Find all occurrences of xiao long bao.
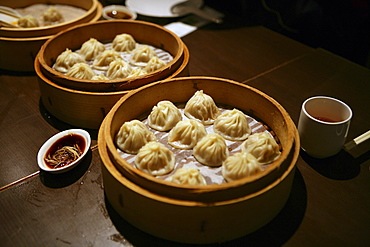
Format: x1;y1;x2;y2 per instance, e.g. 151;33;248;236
148;100;182;132
53;49;85;73
184;90;221;125
52;32;172;81
80;38;106;61
135;142;175;176
116;120;156;154
169;168;207;186
114;90;282;185
168;120;207;149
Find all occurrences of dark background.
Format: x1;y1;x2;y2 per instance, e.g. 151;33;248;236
205;0;370;68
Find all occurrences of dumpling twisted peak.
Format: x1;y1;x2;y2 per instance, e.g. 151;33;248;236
168;119;207;149
53;49;85;73
241;132;281;164
112;33;136;52
222;152;262;182
116;120;156;154
148;101;182;131
193;133;229;167
184;90;220;125
170;168;206;185
80;38;105;61
135;141;175;176
214;108;251;141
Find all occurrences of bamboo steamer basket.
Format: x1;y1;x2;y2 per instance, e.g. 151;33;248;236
0;0;101;71
0;0;100;38
98;79;300;243
37;20;185;92
34;45;189;129
102;77;298;202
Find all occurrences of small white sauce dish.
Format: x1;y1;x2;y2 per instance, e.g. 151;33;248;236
37;129;91;174
102;5;137;20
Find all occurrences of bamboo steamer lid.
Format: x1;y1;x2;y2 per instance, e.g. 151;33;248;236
101;77;298;202
37;20;186;92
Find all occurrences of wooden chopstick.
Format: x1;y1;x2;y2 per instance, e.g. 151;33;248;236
344;130;370;157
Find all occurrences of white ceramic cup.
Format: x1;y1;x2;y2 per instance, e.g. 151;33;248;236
298;96;352;158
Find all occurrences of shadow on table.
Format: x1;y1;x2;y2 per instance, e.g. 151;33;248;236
300;149;367;180
38;99;99;140
39;150;93;188
105;168;307;247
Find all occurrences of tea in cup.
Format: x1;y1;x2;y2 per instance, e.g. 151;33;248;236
298;96;352;158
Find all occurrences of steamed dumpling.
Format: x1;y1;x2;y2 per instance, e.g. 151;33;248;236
116;120;157;154
130;45;156;67
127;68;147;78
91;73;109;80
241;132;281;164
112;33;136;52
106;59;133;79
144;56;167;73
193;133;229;167
168;120;207;149
148;101;182;131
222;152;262;182
170;168;206;186
18;15;39;28
135;141;175;176
213;109;251;141
42;7;64;25
93;50;121;71
184;90;221;125
80;38;106;61
66;63;95;79
53;48;85;73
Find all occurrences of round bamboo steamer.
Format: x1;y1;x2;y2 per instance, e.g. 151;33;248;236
98;117;300;244
34;45;189;129
0;0;101;72
37;20;186;92
102;77;298;202
0;0;100;38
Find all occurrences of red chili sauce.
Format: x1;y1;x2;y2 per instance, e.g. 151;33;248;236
44;134;86;169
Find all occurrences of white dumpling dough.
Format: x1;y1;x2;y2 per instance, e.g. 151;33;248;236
127;68;147;78
130;45;156;67
42;7;63;25
116;120;157;154
184;90;221;125
18;15;39;28
168;119;207;149
193;133;229;167
53;48;85;73
222;152;262;182
241;132;281;164
80;38;106;61
91;73;109;80
170;168;206;186
66;63;95;79
144;56;167;73
112;33;136;52
213;108;251;141
148;101;182;131
106;59;133;79
93;50;121;71
135;141;175;176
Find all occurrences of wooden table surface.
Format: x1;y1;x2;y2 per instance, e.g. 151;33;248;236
1;18;369;247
